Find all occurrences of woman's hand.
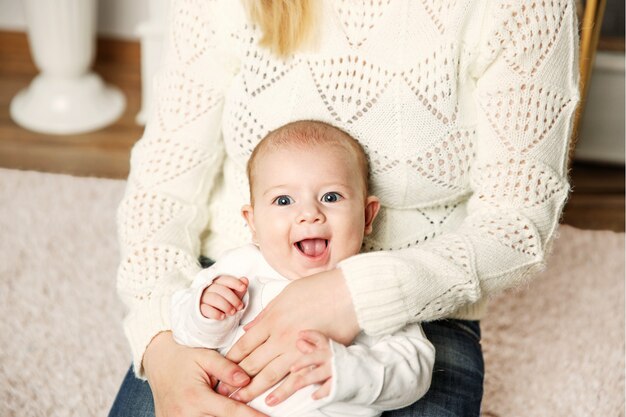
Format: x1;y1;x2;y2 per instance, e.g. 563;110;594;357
143;331;267;417
265;330;334;406
221;269;359;403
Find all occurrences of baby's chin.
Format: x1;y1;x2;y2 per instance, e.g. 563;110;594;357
278;264;336;281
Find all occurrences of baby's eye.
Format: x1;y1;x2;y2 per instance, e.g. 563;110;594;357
321;192;343;203
273;195;294;206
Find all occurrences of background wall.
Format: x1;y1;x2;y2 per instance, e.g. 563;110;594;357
0;0;149;39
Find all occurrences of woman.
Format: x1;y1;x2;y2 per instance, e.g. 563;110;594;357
110;0;579;416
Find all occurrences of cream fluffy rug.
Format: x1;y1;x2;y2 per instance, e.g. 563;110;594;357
0;168;624;417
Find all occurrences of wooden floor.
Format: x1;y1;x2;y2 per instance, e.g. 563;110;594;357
0;31;624;232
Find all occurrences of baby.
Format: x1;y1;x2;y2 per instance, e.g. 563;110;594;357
171;120;435;417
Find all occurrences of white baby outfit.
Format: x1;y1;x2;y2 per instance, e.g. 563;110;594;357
171;244;435;417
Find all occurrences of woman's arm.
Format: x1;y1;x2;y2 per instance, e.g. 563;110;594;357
115;0;259;416
337;0;580;333
116;0;241;377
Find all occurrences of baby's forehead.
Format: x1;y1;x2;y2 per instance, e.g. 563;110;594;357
247;124;371;199
270;140;344;153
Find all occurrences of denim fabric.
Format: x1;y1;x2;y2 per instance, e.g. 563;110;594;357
108;368;155;417
108;319;483;417
382;320;484;417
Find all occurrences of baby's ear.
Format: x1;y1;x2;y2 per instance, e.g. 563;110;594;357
363;196;380;235
241;205;257;242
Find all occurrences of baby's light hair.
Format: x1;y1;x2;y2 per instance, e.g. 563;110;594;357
247;120;371;204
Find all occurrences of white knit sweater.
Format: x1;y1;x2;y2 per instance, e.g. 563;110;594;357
117;0;580;375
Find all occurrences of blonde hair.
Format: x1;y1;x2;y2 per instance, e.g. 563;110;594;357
246;0;317;57
247;121;371;203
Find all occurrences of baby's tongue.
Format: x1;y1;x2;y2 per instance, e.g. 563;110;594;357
299;239;326;257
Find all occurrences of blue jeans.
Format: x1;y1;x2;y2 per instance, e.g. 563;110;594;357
108;319;483;417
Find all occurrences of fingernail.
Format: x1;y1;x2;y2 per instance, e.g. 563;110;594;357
232;393;242;401
233;371;249;384
266;395;277;406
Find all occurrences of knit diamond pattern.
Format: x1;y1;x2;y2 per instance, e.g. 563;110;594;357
334;0;393;48
130;137;212;188
308;55;394;124
155;70;221;132
117;190;185;246
171;0;216;65
117;0;579;373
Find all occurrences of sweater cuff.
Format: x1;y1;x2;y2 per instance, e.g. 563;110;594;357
338;253;420;336
123;294;173;379
338;250;481;335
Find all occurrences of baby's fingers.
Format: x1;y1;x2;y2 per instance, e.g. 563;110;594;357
203;285;245;314
201;292;239;319
200;303;228;320
297;330;330;349
213;276;249;296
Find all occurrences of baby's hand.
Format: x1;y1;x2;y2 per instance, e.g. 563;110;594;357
264;330;333;406
200;276;249;320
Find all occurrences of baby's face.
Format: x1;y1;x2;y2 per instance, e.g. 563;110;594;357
242;143;379;280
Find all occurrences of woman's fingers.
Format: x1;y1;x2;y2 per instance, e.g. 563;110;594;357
198;349;251;388
298;329;328;347
236;337;283;376
220;336;280;397
216;380;237;397
296;330;329;354
199;389;268;417
226;323;271;363
267;366;332;405
230;351;296;403
312;379;332;400
242;296;273;331
289;349;328;373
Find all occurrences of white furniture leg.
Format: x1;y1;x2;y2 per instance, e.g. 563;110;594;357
10;0;125;135
136;0;169;125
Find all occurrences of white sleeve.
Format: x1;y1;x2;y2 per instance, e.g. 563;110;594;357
325;323;435;410
170;266;248;349
338;0;579;335
115;0;243;377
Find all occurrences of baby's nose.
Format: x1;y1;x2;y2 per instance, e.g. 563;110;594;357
297;205;325;223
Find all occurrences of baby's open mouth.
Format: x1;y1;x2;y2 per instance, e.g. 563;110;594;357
295;238;328;257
